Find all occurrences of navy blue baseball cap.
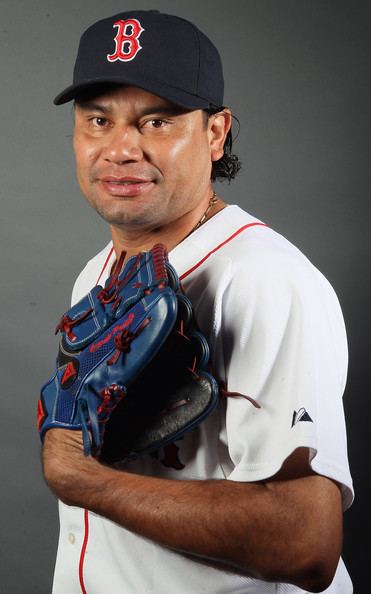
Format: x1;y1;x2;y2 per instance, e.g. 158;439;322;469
54;10;224;109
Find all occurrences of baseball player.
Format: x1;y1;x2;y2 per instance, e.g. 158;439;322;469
41;10;353;593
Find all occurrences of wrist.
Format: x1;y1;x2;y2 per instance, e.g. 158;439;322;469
42;429;110;507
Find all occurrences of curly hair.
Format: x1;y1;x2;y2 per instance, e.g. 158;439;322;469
204;107;242;182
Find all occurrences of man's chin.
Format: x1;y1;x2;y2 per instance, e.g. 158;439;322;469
95;206;160;229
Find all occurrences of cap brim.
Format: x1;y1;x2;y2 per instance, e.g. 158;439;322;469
54;76;213;109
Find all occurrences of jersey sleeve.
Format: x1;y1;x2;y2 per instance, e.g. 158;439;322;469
218;237;353;509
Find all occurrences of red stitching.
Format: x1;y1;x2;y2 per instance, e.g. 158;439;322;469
79;509;89;594
95;246;115;287
152;243;168;282
180;222;267;280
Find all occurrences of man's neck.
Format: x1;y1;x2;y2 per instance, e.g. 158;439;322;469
110;196;227;262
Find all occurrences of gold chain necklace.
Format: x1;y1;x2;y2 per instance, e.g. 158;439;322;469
190;191;218;234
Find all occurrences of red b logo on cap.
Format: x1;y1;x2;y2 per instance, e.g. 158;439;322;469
107;19;144;62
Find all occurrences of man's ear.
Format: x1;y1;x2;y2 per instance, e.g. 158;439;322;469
208;109;232;162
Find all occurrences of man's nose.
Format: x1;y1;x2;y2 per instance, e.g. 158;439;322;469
103;126;143;164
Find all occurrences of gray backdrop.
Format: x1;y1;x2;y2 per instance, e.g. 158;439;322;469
1;1;369;592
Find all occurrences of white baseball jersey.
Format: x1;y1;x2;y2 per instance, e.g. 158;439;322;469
53;205;353;593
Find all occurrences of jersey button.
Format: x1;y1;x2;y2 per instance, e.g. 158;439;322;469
68;532;76;544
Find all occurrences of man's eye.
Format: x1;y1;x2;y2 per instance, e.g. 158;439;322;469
92;117;108;127
151;119;165;128
142;118;170;130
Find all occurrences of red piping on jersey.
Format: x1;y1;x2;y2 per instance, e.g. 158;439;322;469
179;222;268;280
76;221;267;589
77;246;113;593
95;223;267;286
96;246;115;286
79;509;89;594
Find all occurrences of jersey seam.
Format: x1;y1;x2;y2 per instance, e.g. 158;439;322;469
179;222;268;280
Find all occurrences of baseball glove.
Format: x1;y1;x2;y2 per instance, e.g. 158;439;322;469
38;243;219;463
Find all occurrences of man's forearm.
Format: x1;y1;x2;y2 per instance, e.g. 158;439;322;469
43;430;342;592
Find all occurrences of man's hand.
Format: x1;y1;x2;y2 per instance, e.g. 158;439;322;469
42;432;343;592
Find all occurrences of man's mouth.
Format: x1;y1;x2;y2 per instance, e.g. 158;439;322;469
112;181;136;185
99;177;154;197
106;179;145;184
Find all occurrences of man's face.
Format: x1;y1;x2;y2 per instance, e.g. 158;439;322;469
73;86;219;235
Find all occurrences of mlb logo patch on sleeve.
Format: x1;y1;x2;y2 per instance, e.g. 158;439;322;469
291;407;313;427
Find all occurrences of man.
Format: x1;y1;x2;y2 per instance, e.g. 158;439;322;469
42;10;353;593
